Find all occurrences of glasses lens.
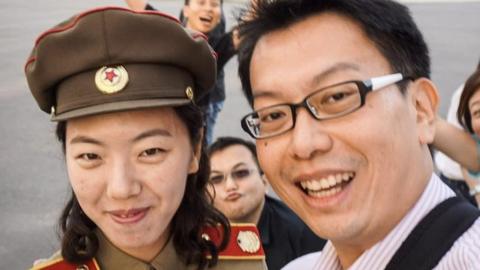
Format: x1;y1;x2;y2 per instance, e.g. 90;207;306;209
231;169;251;180
307;82;361;118
209;174;224;184
244;105;293;138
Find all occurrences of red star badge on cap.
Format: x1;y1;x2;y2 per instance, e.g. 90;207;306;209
104;70;118;82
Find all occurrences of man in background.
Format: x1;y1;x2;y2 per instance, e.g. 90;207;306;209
207;137;326;270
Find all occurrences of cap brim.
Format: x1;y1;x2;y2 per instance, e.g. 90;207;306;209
51;98;191;121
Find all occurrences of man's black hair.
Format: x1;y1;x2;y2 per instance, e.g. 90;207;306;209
207;136;261;172
237;0;430;107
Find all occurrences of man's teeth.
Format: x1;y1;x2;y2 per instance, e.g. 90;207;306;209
300;172;354;195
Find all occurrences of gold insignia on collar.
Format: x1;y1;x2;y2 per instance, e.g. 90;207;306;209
236;230;260;253
185;86;194;100
201;233;211;241
76;264;90;270
95;66;129;94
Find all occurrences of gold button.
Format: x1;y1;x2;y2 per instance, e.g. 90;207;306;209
185;87;194;100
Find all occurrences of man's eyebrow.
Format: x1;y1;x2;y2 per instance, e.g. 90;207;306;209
252;62;361;100
232;162;248;170
211;162;248;174
132;129;172;143
310;62;361;88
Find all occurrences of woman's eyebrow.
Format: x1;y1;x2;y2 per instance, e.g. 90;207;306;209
69;136;104;146
132;128;172;143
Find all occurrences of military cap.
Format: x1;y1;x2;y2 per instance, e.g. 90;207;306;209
25;7;216;121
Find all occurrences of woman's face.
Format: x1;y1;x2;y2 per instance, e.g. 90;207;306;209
469;88;480;136
65;107;199;261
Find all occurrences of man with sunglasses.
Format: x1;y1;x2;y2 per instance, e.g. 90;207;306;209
236;0;480;269
207;137;326;270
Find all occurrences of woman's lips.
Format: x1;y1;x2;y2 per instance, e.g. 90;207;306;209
108;207;149;225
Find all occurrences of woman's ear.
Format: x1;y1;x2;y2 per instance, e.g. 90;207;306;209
410;78;439;144
182;6;189;21
188;128;204;174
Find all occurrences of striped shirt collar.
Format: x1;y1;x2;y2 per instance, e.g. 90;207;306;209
313;174;455;270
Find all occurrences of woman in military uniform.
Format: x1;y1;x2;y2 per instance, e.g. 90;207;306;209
25;7;266;270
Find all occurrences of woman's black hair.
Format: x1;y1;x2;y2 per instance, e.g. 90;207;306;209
56;104;230;269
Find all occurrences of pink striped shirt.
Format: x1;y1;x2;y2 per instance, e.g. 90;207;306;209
283;174;480;270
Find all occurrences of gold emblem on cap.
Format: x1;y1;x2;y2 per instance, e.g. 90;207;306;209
236;231;260;253
185;86;194;100
95;65;129;94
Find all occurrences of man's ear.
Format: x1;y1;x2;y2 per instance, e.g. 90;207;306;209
188;128;204;174
410;78;439;144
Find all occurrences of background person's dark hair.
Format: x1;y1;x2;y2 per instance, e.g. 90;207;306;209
457;65;480;134
207;136;261;173
237;0;430;107
55;104;230;270
184;0;223;5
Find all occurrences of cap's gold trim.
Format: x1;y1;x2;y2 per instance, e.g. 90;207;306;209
237;230;261;254
186;86;194;100
95;65;129;94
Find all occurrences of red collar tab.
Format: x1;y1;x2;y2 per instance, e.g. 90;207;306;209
31;257;100;270
202;223;265;259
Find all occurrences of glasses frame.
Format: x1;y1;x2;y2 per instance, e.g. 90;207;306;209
241;73;411;139
209;168;257;185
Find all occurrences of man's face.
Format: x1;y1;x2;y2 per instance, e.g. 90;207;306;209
249;13;432;249
208;144;267;223
183;0;221;34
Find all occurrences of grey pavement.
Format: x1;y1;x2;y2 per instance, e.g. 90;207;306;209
0;1;479;269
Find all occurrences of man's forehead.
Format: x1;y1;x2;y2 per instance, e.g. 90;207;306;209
212;145;256;164
249;13;389;102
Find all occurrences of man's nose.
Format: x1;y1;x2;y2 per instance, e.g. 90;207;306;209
224;174;238;191
288;108;333;160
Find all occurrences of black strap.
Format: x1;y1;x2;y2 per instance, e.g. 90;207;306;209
386;196;479;270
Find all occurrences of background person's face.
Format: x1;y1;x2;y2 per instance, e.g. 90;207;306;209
469;89;480;136
208;144;267;223
65;107;198;261
249;13;432;251
183;0;221;34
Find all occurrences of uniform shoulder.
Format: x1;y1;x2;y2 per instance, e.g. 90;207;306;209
30;253;100;270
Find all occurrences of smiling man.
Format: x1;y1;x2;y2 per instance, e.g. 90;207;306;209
236;0;480;269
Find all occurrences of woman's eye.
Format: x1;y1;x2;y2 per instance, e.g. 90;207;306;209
77;153;100;161
140;148;164;157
